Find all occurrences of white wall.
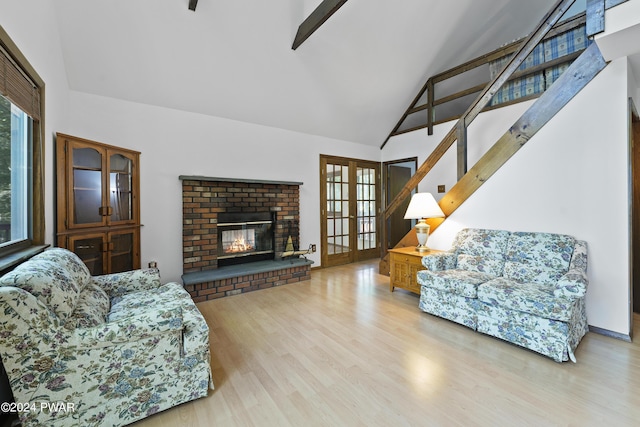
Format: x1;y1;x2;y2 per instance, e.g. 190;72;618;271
383;59;632;335
63;91;380;282
0;0;71;250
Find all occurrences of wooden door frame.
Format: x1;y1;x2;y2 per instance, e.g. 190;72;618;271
320;155;381;267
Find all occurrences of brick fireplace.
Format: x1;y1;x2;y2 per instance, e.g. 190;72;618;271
180;176;312;302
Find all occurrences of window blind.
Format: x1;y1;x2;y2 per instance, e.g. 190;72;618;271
0;43;40;121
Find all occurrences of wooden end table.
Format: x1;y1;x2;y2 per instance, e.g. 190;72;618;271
388;246;441;294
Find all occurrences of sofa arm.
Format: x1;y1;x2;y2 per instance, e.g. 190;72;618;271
92;268;161;298
554;270;588;299
72;305;183;348
554;240;588;299
421;251;457;271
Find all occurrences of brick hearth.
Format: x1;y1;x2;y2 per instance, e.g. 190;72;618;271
180;176;311;301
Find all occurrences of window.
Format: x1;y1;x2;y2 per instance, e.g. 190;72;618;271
0;97;32;245
0;28;45;270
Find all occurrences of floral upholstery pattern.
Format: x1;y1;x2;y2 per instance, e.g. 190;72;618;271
418;270;496;298
417;228;509;310
451;228;511;276
0;248;213;426
503;232;575;285
419;287;479;330
66;283;110;329
418;228;589;362
421;252;457;271
477;278;574;322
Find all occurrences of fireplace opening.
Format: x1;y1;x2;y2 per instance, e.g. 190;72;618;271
217;212;275;267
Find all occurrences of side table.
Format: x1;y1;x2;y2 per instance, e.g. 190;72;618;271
388;246;441;294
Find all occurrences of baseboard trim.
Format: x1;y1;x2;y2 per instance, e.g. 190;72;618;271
589;325;632;342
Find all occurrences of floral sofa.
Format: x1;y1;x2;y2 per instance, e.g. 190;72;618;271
417;228;589;362
0;248;213;427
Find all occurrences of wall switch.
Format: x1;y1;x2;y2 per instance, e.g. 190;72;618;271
311;244;316;253
438;185;446;193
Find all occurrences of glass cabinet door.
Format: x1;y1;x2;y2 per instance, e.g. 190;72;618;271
70;145;105;227
109;153;134;224
108;229;139;273
68;233;106;275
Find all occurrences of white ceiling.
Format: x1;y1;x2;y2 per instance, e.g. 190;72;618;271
53;0;562;147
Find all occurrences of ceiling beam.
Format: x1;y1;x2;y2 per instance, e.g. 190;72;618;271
292;0;348;50
188;0;198;11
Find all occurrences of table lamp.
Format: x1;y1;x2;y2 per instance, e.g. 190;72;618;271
403;192;445;252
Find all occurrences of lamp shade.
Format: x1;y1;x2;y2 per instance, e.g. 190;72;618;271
404;193;445;219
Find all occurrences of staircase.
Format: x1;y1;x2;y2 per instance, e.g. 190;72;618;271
380;0;610;275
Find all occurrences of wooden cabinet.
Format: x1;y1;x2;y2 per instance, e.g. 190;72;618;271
56;133;141;275
389;247;440;294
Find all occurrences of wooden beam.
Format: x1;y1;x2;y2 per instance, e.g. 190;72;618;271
586;0;605;36
292;0;348;50
188;0;198;11
439;43;607;216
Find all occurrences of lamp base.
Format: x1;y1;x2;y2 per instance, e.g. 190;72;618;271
414;219;431;253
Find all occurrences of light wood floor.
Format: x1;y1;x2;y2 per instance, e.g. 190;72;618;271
135;260;640;426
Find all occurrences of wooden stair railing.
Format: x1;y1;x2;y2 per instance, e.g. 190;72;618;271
379;0;609;275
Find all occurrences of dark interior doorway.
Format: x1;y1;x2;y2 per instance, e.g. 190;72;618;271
384;158;417;249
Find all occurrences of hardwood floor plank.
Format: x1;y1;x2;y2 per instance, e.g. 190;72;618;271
133;260;640;426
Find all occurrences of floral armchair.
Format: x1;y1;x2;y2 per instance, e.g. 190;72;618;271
0;248;212;426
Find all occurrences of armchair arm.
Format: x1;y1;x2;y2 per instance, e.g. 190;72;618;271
71;305;183;348
92;268;161;298
421;251;457;271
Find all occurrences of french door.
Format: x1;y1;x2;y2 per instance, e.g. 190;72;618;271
320;155;381;267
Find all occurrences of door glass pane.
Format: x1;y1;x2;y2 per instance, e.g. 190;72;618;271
110;154;133;222
326;162;349;256
73;147;102;224
356;167;376;252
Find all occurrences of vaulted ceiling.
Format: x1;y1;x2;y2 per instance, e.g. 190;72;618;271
53;0;569;147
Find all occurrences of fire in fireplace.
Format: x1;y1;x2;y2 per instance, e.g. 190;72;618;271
217;212;275;266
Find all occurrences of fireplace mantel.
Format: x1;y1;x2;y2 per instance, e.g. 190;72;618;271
179;175;303;186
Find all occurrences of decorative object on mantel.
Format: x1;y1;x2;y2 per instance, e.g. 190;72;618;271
403;192;445;252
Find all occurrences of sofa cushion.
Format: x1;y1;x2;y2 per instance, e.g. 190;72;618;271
503;232;575;285
477;278;575;322
453;228;510;276
66;283;110;329
0;259;80;322
33;248;92;290
418;269;496;298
